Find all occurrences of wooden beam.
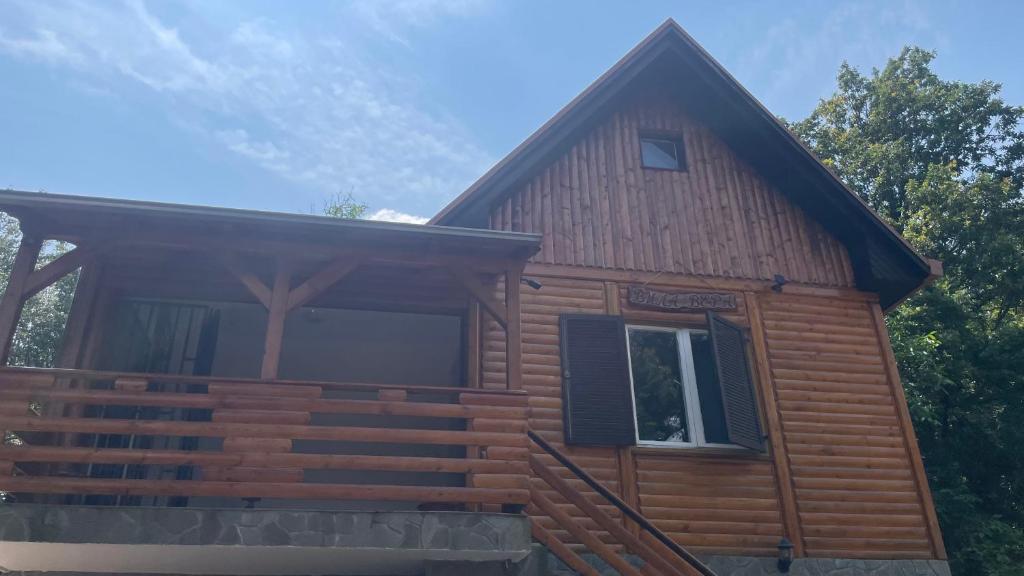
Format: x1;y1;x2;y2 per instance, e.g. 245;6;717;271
221;252;272;309
505;264;522;391
446;265;508;328
21;245;99;301
531;454;687;576
287;256;361;311
530;487;645;576
531;522;601;576
870;302;947;559
0;476;528;505
745;292;804;556
55;261;104;369
0;235;41;364
260;260;291;379
466;301;481;388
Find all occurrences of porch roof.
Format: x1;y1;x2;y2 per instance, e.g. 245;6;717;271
0;189;542;262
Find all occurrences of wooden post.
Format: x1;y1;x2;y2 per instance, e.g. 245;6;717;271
504;264;522;391
466;301;481;389
0;234;42;365
260;259;291;380
745;292;804;556
56;261;104;369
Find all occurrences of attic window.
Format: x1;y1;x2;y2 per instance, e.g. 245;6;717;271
640;133;687;171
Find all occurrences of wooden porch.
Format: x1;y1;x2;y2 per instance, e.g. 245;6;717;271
0;191;716;576
0;190;539;511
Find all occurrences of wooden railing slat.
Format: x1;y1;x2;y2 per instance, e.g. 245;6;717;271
0;446;529;474
531;521;601;576
530;454;685;576
528;430;717;576
0;476;529;505
0;366;531;515
530;487;646;576
0;366;526;396
0;416;529;448
0;388;527;420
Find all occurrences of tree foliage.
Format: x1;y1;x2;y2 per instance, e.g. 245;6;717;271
792;47;1024;575
0;213;78;368
320;191;368;219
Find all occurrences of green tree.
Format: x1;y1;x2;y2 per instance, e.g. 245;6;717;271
791;48;1024;575
320;191;368;219
0;212;78;368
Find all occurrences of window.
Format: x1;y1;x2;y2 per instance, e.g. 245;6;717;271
626;326;733;447
640;134;686;171
558;312;764;451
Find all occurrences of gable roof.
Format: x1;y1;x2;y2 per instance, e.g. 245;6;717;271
430;19;938;309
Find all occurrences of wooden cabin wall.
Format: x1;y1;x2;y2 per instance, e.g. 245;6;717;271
481;276;626;548
756;292;937;559
481;87;943;560
489;89;855;287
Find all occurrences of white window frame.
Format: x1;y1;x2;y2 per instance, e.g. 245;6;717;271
625;324;740;449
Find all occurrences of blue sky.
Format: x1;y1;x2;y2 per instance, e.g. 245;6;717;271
1;0;1021;223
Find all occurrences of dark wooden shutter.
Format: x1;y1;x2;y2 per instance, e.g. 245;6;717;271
707;312;765;451
560;314;636;446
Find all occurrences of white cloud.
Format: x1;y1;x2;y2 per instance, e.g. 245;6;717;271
734;0;944;118
0;0;492;215
352;0;490;46
366;208;429;225
0;28;83;64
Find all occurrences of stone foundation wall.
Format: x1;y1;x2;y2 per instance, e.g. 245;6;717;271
526;546;952;576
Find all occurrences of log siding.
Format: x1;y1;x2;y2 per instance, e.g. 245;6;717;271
490;91;856;287
481;88;943;560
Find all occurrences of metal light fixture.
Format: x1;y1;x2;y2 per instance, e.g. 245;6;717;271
771;274;788;293
777;537;794;573
521;277;543;290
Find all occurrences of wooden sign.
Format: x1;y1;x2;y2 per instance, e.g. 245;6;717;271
626;285;737;312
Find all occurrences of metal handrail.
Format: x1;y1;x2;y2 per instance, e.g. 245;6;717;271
528;429;716;576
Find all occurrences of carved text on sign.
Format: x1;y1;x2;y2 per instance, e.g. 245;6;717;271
626;285;737;312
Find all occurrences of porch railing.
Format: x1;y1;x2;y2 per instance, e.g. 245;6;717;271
0;367;529;509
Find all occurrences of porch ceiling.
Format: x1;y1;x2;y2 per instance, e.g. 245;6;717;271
0;189;541;265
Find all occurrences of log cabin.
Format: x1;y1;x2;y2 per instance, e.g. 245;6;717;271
0;19;950;576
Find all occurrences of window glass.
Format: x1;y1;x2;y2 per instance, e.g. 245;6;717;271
690;332;730;444
640;137;684;170
628;328;688;442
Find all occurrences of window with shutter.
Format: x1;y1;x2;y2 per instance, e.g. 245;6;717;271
623;316;764;451
560;314;636;446
707;312;765;451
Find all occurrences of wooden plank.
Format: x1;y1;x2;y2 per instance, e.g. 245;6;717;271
506;265;522;391
532;521;601;576
0;366;525;397
220;252;272;309
286;256;362;311
869;303;947;559
532;454;686;576
21;245;98;301
467;301;481;388
0;476;529;505
0;416;529;447
0;388;526;421
55;261;103;369
447;266;508;329
0;446;529;475
531;487;645;576
260;259;291;379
